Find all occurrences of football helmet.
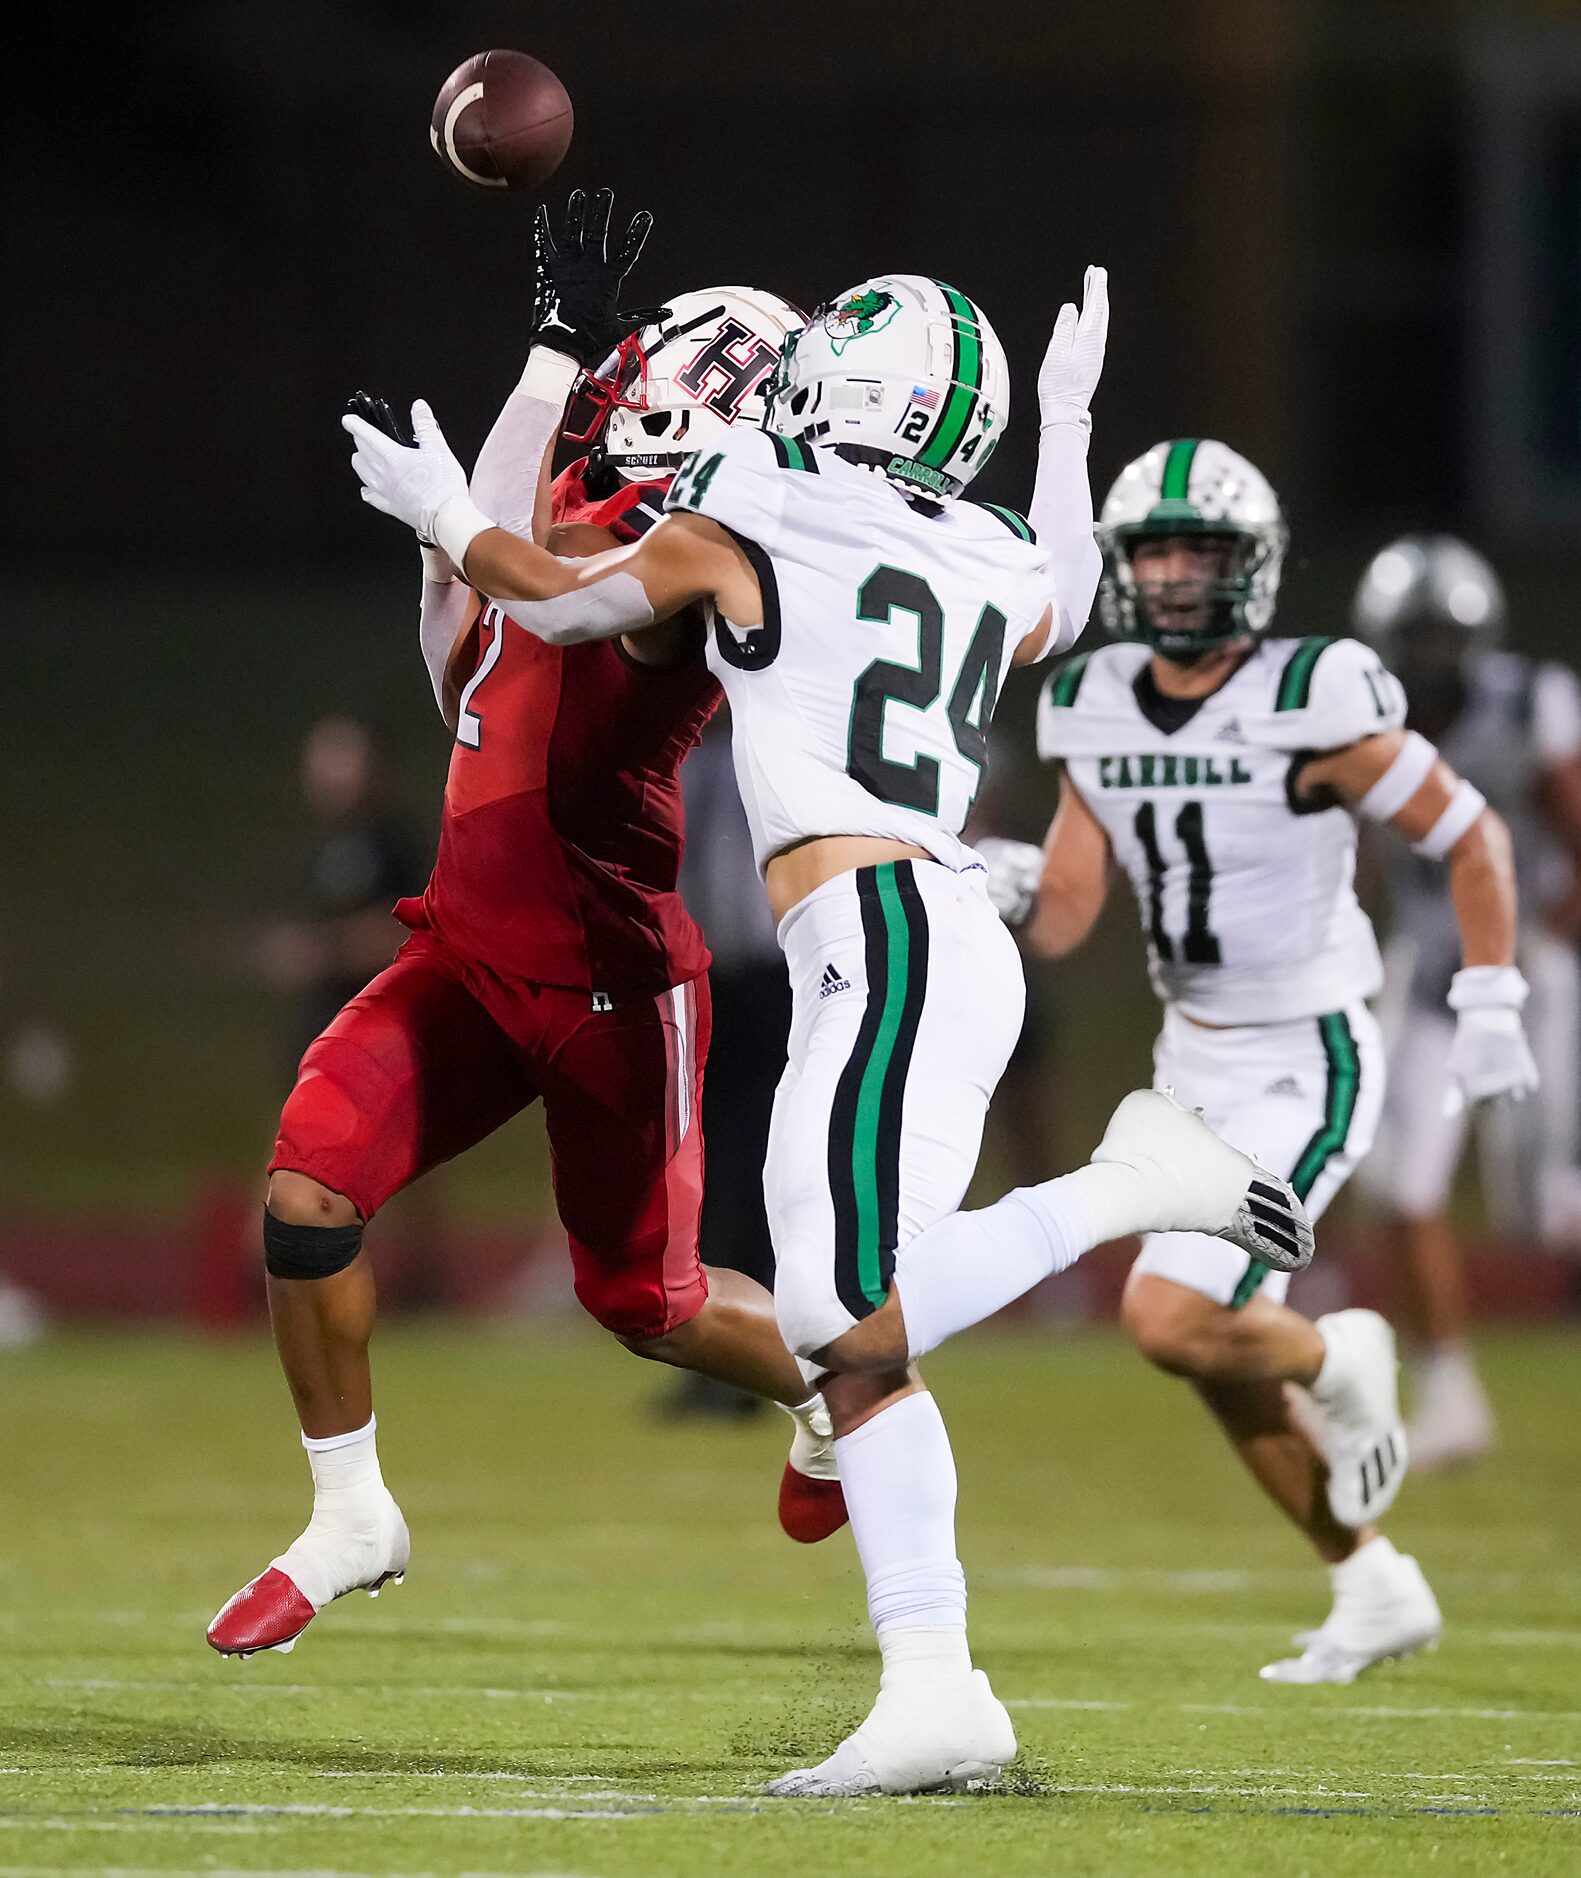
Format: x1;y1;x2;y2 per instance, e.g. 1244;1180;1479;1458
564;287;804;484
1096;438;1289;662
763;275;1007;501
1351;534;1506;649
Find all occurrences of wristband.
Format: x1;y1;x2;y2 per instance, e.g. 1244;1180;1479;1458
1357;730;1436;822
1412;779;1486;858
1448;964;1529;1012
420;544;458;584
518;347;582;403
433;494;497;571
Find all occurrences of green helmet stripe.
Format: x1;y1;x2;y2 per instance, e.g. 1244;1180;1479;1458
917;282;983;470
1160;438;1200;503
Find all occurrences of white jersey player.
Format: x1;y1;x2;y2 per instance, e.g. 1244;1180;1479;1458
986;439;1536;1684
1351;537;1581;1466
346;272;1317;1794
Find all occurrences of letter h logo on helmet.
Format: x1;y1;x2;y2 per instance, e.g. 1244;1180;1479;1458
673;318;780;419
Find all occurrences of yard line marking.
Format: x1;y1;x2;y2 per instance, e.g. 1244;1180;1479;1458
979;1564;1581;1594
1009;1697;1581;1724
40;1680;595;1702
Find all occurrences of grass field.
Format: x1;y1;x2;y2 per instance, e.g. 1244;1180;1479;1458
1;1325;1578;1877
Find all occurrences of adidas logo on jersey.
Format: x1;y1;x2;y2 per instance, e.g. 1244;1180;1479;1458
1265;1074;1302;1098
1216;717;1247;744
819;962;852;1000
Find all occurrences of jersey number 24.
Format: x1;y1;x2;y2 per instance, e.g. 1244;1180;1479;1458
847;566;1004;815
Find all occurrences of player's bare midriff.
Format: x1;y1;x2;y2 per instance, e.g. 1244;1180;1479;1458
765;836;933;926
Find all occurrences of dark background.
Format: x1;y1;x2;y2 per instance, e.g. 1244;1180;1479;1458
7;0;1581;1231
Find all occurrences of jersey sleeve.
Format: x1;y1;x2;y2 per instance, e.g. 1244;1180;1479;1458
1263;636;1406;751
662;429;790;544
1533;662;1581;767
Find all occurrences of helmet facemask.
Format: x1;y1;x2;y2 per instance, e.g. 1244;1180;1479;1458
1096;441;1289;664
1101;523;1280;665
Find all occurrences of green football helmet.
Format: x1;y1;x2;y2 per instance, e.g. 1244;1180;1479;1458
1096;438;1289;663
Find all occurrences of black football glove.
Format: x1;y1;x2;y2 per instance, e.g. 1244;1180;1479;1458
531;186;670;367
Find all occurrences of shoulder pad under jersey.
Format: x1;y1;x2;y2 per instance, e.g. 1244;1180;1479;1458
1259;635;1406;751
663;429;799;542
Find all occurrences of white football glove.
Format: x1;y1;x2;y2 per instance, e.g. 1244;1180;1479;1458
343;399;476;546
1037;265;1109;434
976;837;1045;927
1444;965;1540;1115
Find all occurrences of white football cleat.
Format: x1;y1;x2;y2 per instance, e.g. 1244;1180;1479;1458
766;1669;1015;1797
1092;1088;1314;1274
1262;1540;1442;1684
208;1487;409;1658
1310;1309;1408;1526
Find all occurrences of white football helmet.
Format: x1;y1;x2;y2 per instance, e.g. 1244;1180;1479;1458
565;286;805;483
763;275;1008;500
1097;438;1289;662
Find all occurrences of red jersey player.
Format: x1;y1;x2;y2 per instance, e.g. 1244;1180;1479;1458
208;193;840;1660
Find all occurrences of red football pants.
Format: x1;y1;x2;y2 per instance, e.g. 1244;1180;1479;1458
269;932;709;1338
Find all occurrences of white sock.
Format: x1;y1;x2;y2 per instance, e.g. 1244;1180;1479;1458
271;1416;387;1607
1413;1341;1479;1389
302;1414;384;1503
894;1179;1101;1359
834;1392;969;1669
1311;1317;1357;1404
1331;1533;1401;1595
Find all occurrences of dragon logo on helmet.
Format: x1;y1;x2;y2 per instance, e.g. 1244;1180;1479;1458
825;289;900;354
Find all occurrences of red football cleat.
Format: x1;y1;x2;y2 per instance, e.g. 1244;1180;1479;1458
207;1566;317;1657
207;1490;409;1658
779;1461;849;1544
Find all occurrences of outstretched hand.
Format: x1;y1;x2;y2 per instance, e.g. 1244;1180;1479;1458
1038;265;1109;432
342;398;470;543
532;186;670;366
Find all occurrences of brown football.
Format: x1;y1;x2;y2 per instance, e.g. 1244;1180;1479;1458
429;50;573;193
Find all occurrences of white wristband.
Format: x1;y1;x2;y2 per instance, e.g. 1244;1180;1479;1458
433;494;497;571
1448;964;1529;1013
1357;729;1436;822
517;347;582;403
1412;778;1486;858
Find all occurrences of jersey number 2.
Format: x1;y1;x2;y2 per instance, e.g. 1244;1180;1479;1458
456;611;504;750
847;566;1004;814
1133;800;1222;964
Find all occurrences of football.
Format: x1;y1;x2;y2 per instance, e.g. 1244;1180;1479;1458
429;49;573;193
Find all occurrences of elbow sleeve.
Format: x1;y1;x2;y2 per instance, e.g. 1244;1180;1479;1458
494;569;656;647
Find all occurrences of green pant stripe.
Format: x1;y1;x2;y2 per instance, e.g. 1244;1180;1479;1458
1231;1010;1360;1310
850;867;914;1306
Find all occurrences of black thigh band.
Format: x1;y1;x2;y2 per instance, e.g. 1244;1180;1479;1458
262;1210;364;1280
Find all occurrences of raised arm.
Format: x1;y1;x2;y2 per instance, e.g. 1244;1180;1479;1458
1026;267;1108;656
472;188;663;540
